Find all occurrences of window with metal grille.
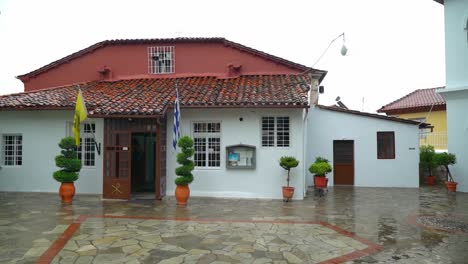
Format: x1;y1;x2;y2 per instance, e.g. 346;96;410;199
1;134;22;166
148;46;175;74
71;122;96;167
262;117;290;147
193;122;221;168
377;131;395;159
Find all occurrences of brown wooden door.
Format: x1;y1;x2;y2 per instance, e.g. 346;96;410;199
103;131;132;199
333;140;354;185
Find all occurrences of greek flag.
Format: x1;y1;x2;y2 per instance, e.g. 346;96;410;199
172;87;181;150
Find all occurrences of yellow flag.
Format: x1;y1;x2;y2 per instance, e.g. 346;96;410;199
72;88;88;146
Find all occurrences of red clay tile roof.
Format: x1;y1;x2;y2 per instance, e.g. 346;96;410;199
17;38;326;81
0;74;312;116
377;87;446;115
317;105;430;128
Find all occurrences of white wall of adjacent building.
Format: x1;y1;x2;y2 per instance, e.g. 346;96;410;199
306;106;420;188
165;108;306;200
439;0;468;192
0;111;103;194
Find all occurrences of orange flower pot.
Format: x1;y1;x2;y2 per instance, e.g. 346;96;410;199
175;185;190;205
314;176;328;188
59;182;75;203
446;181;458;192
282;186;295;201
426;176;436;186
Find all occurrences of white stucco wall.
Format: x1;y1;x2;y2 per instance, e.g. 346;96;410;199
444;91;468;192
166;108;306;200
306;107;420;188
439;0;468;192
0;111;103;194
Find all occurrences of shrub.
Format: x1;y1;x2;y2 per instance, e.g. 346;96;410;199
279;156;299;187
420;145;437;176
53;137;81;183
309;157;332;177
174;136;195;186
435;152;456;182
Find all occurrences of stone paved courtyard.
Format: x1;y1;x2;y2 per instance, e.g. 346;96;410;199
1;186;468;263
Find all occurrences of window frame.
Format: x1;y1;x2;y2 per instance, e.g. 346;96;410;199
260;116;291;148
68;122;97;168
1;134;23;167
148;46;175;74
377;131;395;159
191;121;222;170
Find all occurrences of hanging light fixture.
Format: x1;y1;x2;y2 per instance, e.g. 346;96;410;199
312;32;348;67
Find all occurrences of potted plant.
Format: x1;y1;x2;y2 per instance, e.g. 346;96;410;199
420;145;437;185
435;152;457;192
174;136;195;205
309;157;332;188
279;156;299;201
53;137;82;203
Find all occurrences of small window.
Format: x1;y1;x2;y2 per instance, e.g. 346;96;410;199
193;122;221;168
148;46;175;74
377;132;395;159
2;134;22;166
262;117;290;147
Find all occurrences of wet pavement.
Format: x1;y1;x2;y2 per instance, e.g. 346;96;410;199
0;186;467;264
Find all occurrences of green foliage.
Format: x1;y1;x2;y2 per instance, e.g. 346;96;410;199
279;156;299;170
53;171;79;182
53;137;81;183
309;157;332;177
435;152;456;167
175;136;195;186
435;152;457;182
279;156;299;187
55;156;82;171
314;156;329;163
420;145;437;175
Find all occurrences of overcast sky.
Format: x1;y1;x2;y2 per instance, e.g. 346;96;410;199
0;0;444;113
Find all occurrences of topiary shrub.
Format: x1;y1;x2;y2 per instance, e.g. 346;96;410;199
53;137;81;183
175;136;195;186
279;156;299;187
435;152;456;182
309;156;332;177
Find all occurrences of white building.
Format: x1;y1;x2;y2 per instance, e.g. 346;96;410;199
433;0;468;192
0;38;426;200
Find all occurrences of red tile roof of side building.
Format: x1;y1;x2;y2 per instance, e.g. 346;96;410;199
317;105;430;128
0;74;312;117
377;87;446;115
16;37;327;82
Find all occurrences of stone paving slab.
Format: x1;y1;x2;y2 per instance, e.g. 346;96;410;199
41;216;380;264
2;187;468;263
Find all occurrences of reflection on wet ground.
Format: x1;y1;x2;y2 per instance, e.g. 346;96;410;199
0;186;467;263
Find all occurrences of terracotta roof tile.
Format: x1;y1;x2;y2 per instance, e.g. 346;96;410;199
377;87;446;114
0;75;312;116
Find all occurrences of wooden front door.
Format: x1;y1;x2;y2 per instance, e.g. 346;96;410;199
103;131;132;199
333;140;354;185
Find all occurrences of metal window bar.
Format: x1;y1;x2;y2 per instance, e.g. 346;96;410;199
148;46;175;74
261;117;275;147
276;117;290;147
2;135;22;166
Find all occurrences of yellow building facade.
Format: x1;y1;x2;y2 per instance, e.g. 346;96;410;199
378;87;447;150
394;110;447;150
